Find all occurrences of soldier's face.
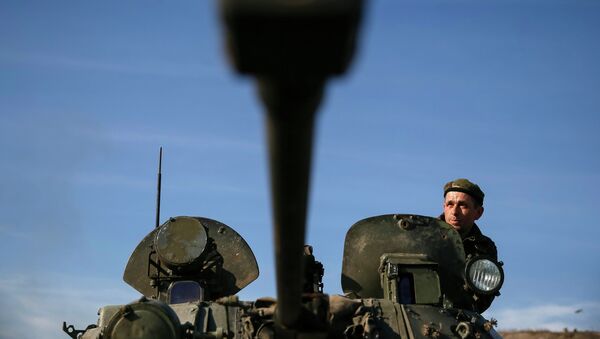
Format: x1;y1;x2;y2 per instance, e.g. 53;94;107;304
443;191;484;234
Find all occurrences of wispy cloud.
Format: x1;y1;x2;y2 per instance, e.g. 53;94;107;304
0;50;223;79
0;274;139;339
76;125;262;154
0;223;29;239
491;302;600;331
72;172;153;189
72;171;258;196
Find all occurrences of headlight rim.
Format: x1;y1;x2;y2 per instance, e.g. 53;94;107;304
464;255;504;296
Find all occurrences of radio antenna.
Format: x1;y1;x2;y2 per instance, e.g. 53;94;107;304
155;147;163;228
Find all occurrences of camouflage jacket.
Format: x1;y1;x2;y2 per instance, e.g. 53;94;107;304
462;223;498;261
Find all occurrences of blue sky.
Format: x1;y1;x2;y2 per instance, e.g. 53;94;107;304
1;1;599;338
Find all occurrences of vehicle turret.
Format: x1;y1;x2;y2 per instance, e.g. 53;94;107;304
123;216;259;303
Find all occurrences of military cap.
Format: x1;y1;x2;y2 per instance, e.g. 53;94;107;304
444;178;485;206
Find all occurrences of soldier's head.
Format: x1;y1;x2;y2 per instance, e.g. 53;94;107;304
443;178;484;235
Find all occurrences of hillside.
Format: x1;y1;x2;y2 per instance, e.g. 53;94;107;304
500;330;600;339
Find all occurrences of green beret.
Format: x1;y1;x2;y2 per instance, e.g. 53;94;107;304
444;178;485;205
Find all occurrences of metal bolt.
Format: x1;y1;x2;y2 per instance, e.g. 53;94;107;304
398;219;412;230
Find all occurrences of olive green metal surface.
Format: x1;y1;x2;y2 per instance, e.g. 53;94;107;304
342;214;471;308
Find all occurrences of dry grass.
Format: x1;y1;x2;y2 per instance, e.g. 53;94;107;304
499;330;600;339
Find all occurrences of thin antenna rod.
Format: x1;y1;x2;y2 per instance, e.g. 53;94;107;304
155;147;163;228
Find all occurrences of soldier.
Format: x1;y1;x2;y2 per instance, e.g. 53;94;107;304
440;178;497;260
440;178;498;312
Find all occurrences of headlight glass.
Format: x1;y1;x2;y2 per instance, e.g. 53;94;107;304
468;259;502;293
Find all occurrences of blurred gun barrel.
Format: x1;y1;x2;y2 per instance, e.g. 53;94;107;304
260;76;323;327
220;0;364;329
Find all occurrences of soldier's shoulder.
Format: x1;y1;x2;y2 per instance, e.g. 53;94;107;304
476;233;497;255
465;225;498;259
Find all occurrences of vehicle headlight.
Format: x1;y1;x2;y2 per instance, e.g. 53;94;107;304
465;257;504;295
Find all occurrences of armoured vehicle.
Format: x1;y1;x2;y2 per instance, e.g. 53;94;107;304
64;1;504;338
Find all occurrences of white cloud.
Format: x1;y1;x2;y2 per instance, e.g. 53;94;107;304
72;170;256;196
0;275;139;339
69;124;261;154
103;128;261;153
490;302;600;331
0;51;221;79
72;172;153;189
0;224;29;239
